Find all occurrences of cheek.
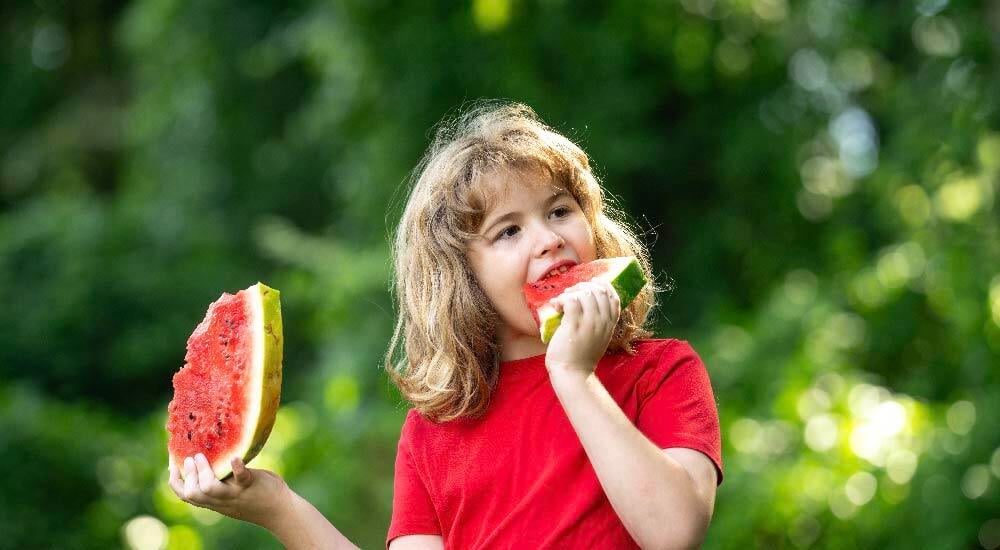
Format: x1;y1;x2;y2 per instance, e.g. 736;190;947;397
470;253;520;303
571;221;598;261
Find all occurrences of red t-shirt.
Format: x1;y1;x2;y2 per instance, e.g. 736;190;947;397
386;339;723;549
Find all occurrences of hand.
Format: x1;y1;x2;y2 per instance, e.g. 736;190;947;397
168;454;292;529
544;280;621;377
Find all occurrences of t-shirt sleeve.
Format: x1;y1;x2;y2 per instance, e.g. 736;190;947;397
636;340;724;486
386;411;441;548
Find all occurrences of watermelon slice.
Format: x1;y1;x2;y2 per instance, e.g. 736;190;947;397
166;282;283;480
523;257;647;343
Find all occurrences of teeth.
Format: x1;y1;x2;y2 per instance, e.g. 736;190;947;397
543;265;570;279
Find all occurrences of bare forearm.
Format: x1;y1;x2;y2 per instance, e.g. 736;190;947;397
550;370;709;549
263;490;360;550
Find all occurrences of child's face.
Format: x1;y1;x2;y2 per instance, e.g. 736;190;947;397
466;168;597;345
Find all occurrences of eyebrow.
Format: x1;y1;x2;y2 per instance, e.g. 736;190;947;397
481;191;571;236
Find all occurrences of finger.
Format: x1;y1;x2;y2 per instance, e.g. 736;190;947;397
588;283;610;322
183;456;203;501
603;282;621;315
575;288;600;328
195;453;221;496
601;283;621;321
560;294;582;326
168;463;186;500
232;456;254;488
600;281;621;324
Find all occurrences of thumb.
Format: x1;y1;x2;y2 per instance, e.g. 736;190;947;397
232;456;254;487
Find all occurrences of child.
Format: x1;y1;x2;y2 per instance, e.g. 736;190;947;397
169;100;723;549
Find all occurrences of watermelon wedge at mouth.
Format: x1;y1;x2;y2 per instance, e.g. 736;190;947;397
523;257;647;343
166;282;283;480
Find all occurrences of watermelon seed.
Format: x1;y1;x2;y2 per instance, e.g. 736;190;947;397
188;413;195;420
186;431;192;440
205;440;213;450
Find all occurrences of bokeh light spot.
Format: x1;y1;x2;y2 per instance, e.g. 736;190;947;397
789;514;821;548
978;133;1000;173
935;175;982;221
832;49;874;91
325;374;361;414
980;519;1000;550
845;471;877;506
797;387;832;420
473;0;512;32
848;384;882;418
32;23;71;71
784;269;818;306
946;400;976;435
916;0;949;17
962;465;991;499
797;189;833;221
828;487;858;519
790;49;829;91
988;275;1000;328
804;413;839;452
912;16;960;57
886;449;919;484
122;515;168;550
715;40;752;77
752;0;788;22
731;417;763;454
895;185;931;227
166;525;202;550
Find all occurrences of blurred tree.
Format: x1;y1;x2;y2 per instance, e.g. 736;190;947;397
1;0;998;548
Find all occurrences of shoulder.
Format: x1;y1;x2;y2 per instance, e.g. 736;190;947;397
398;408;434;445
610;338;703;373
608;338;709;399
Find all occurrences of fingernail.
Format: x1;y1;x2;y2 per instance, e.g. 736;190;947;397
196;453;205;462
185;457;194;467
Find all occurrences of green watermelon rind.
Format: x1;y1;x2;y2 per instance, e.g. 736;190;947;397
168;282;283;481
538;257;646;344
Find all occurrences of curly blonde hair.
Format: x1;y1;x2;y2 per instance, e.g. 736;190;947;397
384;100;657;422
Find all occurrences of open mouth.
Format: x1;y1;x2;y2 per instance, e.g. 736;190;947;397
536;262;576;282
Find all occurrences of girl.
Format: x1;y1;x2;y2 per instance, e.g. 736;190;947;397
169;100;723;549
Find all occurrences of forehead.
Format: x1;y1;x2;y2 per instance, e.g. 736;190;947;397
473;164;566;213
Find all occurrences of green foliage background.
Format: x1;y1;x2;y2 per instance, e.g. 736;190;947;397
2;0;999;548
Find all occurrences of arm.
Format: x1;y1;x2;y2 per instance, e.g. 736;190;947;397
263;488;360;550
549;371;717;549
389;535;444;550
545;282;717;550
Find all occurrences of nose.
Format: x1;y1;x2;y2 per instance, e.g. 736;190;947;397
534;227;565;257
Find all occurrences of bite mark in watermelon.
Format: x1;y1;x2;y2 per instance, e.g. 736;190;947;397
523;257;647;343
166;282;283;480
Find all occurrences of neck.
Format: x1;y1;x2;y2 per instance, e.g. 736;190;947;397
497;325;548;361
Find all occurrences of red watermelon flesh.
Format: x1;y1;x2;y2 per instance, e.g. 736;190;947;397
522;257;646;343
167;282;282;479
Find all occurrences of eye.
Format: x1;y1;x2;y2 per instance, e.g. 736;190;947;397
497;225;520;240
551;206;572;218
